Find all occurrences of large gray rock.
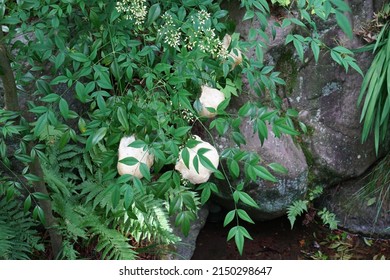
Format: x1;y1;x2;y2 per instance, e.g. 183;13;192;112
287;29;379;182
213;120;308;221
319;172;390;238
225;0;384;183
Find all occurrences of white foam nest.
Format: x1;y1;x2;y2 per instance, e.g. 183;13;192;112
222;34;242;69
175;135;219;184
198;85;226;118
117;135;154;179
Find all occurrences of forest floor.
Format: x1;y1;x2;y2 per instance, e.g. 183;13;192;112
192;216;390;260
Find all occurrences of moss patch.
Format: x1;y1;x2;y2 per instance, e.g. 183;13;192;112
275;48;299;95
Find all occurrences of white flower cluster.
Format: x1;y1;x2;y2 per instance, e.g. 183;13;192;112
158;13;182;48
116;0;147;26
187;11;227;59
158;10;227;59
181;108;196;123
191;10;211;25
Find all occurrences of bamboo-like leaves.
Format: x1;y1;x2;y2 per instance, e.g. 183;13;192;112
358;24;389;154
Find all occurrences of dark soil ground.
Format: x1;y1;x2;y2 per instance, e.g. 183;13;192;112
192;216;390;260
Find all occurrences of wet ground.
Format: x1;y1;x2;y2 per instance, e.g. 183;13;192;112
192;216;390;260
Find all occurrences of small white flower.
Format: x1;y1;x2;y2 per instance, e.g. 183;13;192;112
116;0;147;26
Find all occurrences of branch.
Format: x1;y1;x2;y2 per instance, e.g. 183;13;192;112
0;27;63;258
28;145;63;258
0;29;19;111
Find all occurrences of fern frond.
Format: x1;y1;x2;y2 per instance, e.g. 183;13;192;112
119;188;180;245
0;222;15;259
0;196;43;259
318;207;339;230
84;213;137;260
57;239;79;260
287;200;308;229
52;194;87;240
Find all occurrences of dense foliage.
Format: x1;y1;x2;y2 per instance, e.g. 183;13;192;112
358;3;390;154
0;0;364;259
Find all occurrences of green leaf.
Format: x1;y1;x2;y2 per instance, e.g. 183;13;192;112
97;77;113;90
51;75;69;85
201;187;211;205
287;200;308;229
274;123;299;136
331;0;351;12
229;159;240;178
232;131;246;145
119;157;138;166
69;52;89;63
128;140;146;149
0;16;20;25
366;197;376;207
237;209;255;224
175;126;192;137
33;205;46;225
290;18;305;27
32;192;50;200
268;163;288;174
257;119;268;144
139;162;151;181
29;106;48;114
293;38;304;62
175;211;194;237
24;195;32;212
227;225;237;241
228;226;252;255
347;59;364;76
193;155;199;173
91;127;107;146
117;107;129;131
238;102;252;117
224;210;236;227
311;41;320;63
59;98;69;119
24;173;42;182
123;184;134;210
254;165;277;182
36;80;52;95
41;93;60;103
237;190;259;208
198;153;218;172
146;3;161;26
111;185;120;209
181;148;190;169
335;10;353;39
243;10;254;21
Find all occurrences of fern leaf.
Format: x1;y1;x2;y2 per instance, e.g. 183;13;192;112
0;196;43;260
84;214;137;260
287;200;308;229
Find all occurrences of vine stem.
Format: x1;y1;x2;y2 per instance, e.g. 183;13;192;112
0;28;63;258
0;29;19;111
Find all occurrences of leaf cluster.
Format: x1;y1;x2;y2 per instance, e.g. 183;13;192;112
0;0;361;258
287;185;338;230
358;7;390;154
